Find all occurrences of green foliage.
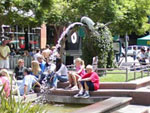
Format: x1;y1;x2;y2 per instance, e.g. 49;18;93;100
0;95;44;113
0;79;45;113
82;23;114;68
1;0;150;36
0;0;53;26
56;0;150;35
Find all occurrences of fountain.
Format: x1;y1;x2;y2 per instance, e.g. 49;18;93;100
35;17;150;113
49;22;84;61
49;16;104;62
38;16;113;105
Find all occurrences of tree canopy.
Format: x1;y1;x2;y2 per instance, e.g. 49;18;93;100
1;0;150;35
0;0;52;27
64;0;150;35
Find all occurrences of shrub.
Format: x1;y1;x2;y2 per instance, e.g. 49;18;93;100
0;79;45;113
82;23;114;68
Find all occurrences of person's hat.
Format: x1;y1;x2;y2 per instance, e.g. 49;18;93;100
86;65;93;70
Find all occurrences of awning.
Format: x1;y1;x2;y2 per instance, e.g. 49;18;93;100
137;35;150;46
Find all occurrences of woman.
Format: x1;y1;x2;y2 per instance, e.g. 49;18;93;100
31;60;42;80
0;69;11;97
14;59;25;80
50;58;68;89
67;58;86;90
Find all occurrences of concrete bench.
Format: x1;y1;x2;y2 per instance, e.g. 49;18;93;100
57;76;150;89
112;105;149;113
72;97;132;113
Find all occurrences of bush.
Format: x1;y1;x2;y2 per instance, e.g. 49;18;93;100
0;80;45;113
82;23;114;68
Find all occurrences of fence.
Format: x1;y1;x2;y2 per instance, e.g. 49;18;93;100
9;56;32;69
67;63;150;82
96;63;150;82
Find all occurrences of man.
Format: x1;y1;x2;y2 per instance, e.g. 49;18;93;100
137;48;146;65
33;48;41;61
42;44;52;59
19;68;41;98
74;65;99;98
0;38;10;69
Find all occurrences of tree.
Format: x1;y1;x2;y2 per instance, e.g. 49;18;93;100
0;0;53;27
65;0;150;35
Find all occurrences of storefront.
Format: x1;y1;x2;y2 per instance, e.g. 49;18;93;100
1;24;46;50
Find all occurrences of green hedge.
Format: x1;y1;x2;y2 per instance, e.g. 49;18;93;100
82;23;114;68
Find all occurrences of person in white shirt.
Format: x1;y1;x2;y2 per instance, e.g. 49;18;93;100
33;49;41;61
145;48;150;63
50;58;68;89
19;68;41;99
137;48;146;65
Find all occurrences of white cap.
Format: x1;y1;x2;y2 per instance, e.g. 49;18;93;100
86;65;93;70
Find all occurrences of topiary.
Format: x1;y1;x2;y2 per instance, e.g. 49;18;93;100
82;23;114;68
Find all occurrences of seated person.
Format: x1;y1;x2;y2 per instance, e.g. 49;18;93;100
50;58;68;89
0;69;11;97
68;58;85;90
19;68;41;98
37;55;46;72
31;60;42;80
137;48;146;65
37;55;46;83
74;65;99;98
14;59;26;80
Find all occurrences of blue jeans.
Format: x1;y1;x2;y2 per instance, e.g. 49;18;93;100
51;74;68;88
133;55;136;61
80;81;94;91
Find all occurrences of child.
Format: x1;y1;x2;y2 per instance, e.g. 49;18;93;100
74;65;99;98
0;69;11;97
67;58;86;90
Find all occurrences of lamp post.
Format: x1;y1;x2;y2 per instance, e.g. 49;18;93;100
125;33;129;62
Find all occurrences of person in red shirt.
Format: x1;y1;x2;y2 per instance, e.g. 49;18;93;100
74;65;99;98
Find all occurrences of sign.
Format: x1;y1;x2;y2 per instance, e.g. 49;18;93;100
71;32;78;44
147;41;150;45
113;41;121;54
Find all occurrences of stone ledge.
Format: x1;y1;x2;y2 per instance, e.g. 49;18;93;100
57;76;150;90
112;105;149;113
45;95;109;104
72;97;132;113
47;89;150;105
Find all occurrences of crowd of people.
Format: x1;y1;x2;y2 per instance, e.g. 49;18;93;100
0;38;100;99
133;46;150;65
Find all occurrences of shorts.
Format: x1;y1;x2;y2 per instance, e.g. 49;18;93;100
0;59;9;69
80;81;95;91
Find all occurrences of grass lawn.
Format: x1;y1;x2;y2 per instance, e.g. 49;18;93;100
100;70;149;82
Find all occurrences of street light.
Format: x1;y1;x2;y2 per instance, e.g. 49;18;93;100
125;33;129;62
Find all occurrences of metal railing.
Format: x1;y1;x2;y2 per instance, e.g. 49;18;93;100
67;62;150;82
9;56;32;69
96;62;150;82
